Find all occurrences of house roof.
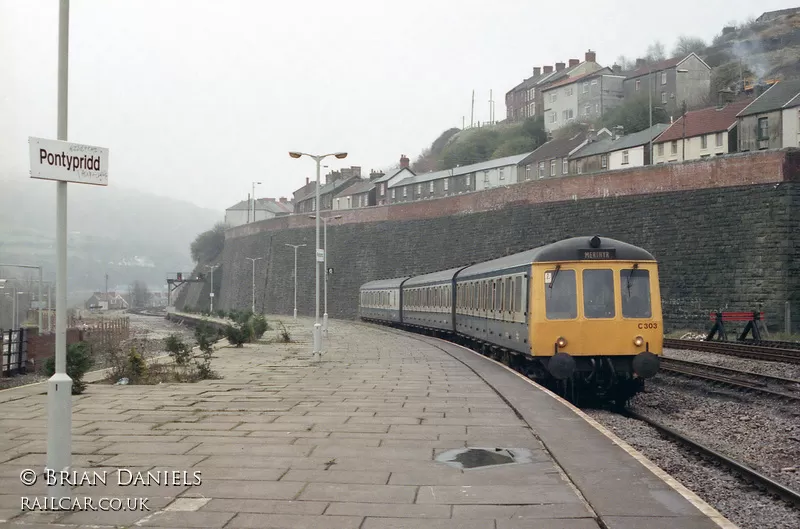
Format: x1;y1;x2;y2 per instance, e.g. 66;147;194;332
226;198;294;213
293;183;317;203
736;79;800;117
570;124;670;158
624;53;709;80
518;130;606;166
508;70;558;94
393;151;534;187
654;99;755;143
334;178;375;198
541;67;613;91
372;167;415;184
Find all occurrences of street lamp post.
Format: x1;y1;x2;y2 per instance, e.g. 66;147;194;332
284;244;306;319
289;150;347;360
250;181;262;223
309;214;342;335
245;257;263;314
205;264;219;313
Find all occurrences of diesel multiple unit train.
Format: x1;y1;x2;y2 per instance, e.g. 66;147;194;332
358;236;663;402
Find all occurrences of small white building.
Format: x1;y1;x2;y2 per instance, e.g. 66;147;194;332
569;124;669;174
224;197;293;227
652;98;754;164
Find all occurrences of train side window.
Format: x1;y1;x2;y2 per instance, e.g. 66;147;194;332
514;276;522;313
545;269;577;320
583;269;615;318
621;269;652;318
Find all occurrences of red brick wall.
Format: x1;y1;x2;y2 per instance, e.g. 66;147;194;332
227;149;799;240
25;328;83;368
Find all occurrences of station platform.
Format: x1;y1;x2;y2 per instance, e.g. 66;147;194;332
0;316;734;529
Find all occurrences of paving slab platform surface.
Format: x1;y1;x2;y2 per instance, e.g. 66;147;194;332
0;317;732;529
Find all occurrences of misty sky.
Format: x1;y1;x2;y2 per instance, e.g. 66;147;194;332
1;0;795;212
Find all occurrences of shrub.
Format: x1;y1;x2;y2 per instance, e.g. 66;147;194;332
126;348;148;383
224;323;251;347
216;309;227;318
164;333;192;365
44;341;94;394
193;322;219;379
252;315;269;339
277;321;292;343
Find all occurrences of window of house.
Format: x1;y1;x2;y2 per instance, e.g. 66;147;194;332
465;174;470;187
601;155;607;169
591;79;598;86
701;135;708;149
429;181;434;193
661;92;667;104
550;160;556;176
562;159;568;174
416;184;422;194
758;117;769;141
444;178;449;191
550;92;557;102
403;187;407;198
335;198;340;209
312;198;316;211
379;183;384;195
585;104;591;115
525;164;531;180
499;168;505;180
583;82;589;93
565;87;571;96
715;132;723;147
661;71;667;85
391;188;396;199
671;141;678;154
550;112;557;123
658;143;664;156
635;79;641;91
622;151;629;164
346;196;351;208
538;162;545;178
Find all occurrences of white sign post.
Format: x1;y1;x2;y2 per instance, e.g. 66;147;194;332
31;0;110;500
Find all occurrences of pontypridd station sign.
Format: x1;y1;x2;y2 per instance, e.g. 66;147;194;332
29;136;109;186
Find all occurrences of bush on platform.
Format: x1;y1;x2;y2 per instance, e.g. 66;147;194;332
44;341;94;395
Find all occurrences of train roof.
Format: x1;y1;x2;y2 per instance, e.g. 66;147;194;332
403;266;466;287
458;236;655;279
360;277;410;290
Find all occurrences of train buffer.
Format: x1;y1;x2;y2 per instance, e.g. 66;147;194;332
706;310;768;342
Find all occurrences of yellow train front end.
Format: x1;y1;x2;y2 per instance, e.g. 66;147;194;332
528;253;663;401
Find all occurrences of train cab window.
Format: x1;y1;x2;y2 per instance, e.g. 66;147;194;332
583;269;615;318
620;268;652;318
545;269;577;319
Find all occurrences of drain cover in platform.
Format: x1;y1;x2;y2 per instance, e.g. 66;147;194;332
435;447;534;470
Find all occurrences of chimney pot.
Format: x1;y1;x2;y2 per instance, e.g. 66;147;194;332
306;177;309;185
569;59;579;67
612;64;622;74
585;50;596;63
400;154;410;169
556;62;566;71
543;65;553;74
533;66;541;77
636;58;646;67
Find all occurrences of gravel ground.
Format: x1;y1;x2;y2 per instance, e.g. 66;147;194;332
586;377;800;529
664;347;800;380
0;314;195;390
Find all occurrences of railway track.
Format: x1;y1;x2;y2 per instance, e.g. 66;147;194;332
625;410;800;509
664;338;800;365
659;357;800;402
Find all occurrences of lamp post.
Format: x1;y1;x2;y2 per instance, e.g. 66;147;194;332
284;244;306;319
245;257;263;314
205;264;219;313
289;150;347;360
309;214;342;335
0;263;43;331
250;181;262;223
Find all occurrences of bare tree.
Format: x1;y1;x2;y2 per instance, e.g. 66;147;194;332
672;36;707;57
129;280;151;308
645;41;666;63
615;55;635;71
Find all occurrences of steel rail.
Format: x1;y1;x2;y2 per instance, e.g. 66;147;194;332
625;410;800;508
664;339;800;365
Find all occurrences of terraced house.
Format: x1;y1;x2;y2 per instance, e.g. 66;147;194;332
568;124;669;174
735;79;800;151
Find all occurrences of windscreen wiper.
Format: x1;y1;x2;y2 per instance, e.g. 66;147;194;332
626;263;639;294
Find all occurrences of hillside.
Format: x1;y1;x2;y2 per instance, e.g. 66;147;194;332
0;176;222;298
409;8;800;174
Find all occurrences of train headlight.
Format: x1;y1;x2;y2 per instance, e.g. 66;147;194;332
633;335;644;347
556;336;568;348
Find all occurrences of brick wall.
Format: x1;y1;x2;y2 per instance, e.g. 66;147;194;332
180;149;800;333
25;328;84;368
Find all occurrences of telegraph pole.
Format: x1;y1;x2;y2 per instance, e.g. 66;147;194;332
470;90;475;128
489;90;494;124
